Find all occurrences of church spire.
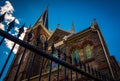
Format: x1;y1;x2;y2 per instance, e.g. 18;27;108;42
91;18;98;29
70;21;75;33
35;6;48;30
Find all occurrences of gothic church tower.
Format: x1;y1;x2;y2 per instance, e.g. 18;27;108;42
5;7;51;81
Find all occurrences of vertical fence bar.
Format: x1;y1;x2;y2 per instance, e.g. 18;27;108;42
83;63;87;80
79;61;82;69
103;75;107;81
98;72;101;80
83;63;86;72
87;64;91;81
105;75;109;81
27;52;36;81
38;57;44;81
48;60;52;81
0;43;15;78
75;64;78;81
56;47;60;81
0;43;15;77
79;61;83;79
13;48;27;81
13;30;32;81
76;72;78;81
91;67;95;81
69;55;72;81
0;12;6;23
64;52;66;81
38;39;48;81
101;74;104;81
95;69;98;79
27;35;41;81
91;67;94;76
48;43;54;81
0;37;5;45
88;64;90;74
0;24;24;78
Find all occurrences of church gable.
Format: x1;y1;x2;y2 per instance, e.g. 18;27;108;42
48;28;70;46
4;4;119;80
65;27;109;73
26;23;51;41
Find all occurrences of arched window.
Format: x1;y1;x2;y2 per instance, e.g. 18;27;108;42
72;49;80;65
84;44;92;59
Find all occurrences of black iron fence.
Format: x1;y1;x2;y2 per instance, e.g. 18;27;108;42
0;20;115;81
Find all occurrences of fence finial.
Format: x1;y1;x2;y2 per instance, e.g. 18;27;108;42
36;35;41;45
27;30;32;42
51;43;55;54
0;12;6;23
7;19;15;32
44;39;48;51
18;23;25;37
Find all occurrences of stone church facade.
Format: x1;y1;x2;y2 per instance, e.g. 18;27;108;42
4;7;120;81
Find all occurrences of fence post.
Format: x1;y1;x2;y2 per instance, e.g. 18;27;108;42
0;12;6;45
0;12;6;23
88;64;90;74
64;52;66;81
69;55;72;81
56;47;60;81
83;63;86;72
75;63;78;81
79;61;82;70
48;43;54;81
38;39;48;81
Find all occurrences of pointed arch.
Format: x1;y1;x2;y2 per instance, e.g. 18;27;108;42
72;49;80;65
84;44;92;59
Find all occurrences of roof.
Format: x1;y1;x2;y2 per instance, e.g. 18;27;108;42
48;28;71;46
66;27;92;41
26;23;51;37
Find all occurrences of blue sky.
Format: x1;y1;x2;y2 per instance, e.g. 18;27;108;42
0;0;120;81
6;0;120;61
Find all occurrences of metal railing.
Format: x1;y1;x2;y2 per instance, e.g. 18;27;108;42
0;18;115;81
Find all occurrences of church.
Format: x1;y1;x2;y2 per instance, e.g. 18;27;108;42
4;7;120;81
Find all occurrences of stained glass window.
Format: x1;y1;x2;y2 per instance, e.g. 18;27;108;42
84;44;92;59
72;49;80;65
